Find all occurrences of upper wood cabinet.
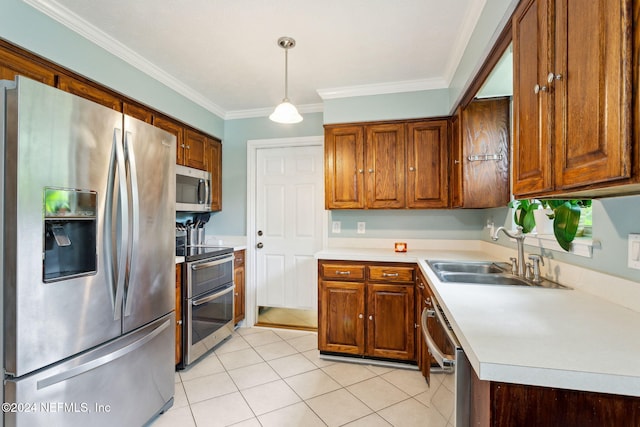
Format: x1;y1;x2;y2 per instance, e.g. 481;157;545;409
0;46;56;86
205;136;222;211
324;118;449;209
57;74;122;111
324;125;365;209
451;98;510;208
153;115;185;164
512;0;633;198
123;102;153;124
406;120;449;208
183;129;208;170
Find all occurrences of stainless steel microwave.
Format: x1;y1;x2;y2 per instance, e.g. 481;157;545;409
176;164;211;212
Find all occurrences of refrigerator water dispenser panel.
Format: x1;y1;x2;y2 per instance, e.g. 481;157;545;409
43;188;97;282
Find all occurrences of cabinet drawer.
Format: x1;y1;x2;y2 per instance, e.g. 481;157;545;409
368;265;415;283
320;263;365;280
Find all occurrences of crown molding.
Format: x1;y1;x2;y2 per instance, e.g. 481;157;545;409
442;0;487;85
225;103;324;120
316;77;448;100
22;0;227;118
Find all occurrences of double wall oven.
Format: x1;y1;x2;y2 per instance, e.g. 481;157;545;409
178;245;235;368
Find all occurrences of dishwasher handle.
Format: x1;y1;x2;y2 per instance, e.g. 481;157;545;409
421;307;456;373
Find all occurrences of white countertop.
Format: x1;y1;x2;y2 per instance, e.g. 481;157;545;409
317;245;640;397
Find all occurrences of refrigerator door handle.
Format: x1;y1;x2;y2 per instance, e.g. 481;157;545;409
105;128;128;320
35;318;171;390
123;130;140;317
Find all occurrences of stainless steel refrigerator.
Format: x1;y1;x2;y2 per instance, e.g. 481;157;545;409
1;76;176;427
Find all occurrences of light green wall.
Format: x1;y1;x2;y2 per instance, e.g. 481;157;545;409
0;0;224;137
481;198;640;283
323;89;450;124
210;113;325;235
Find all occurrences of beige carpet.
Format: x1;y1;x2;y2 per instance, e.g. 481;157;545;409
256;306;318;330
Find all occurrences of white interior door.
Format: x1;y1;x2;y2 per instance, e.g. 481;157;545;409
255;145;324;310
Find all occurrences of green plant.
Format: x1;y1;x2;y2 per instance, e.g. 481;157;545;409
508;199;540;234
539;200;592;251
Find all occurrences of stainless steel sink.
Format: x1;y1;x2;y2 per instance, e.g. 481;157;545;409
428;261;509;274
426;260;571;289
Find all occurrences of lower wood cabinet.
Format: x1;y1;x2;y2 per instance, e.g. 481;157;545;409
175;263;182;366
233;250;245;325
471;368;640;427
318;260;415;361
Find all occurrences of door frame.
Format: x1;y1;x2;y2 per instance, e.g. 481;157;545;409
246;136;327;327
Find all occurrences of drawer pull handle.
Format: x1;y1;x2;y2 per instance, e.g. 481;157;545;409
382;272;399;277
335;271;351;275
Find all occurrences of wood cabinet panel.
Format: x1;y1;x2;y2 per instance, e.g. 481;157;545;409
368;265;415;283
0;47;56;85
406;120;449;208
123;102;153;124
57;74;122;111
205;137;222;211
366;283;415;360
183;129;207;170
324;125;365;209
449;110;463;208
153;115;185;164
175;264;182;366
318;280;365;355
512;0;553;196
366;123;406;208
233;250;245;325
461;98;510;208
553;0;632;190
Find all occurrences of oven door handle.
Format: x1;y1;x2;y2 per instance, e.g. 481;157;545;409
192;284;235;306
191;255;234;271
421;307;456;373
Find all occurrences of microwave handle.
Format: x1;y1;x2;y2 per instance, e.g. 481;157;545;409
197;179;205;205
203;177;210;206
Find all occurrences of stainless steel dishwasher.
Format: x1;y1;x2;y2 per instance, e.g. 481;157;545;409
421;291;471;427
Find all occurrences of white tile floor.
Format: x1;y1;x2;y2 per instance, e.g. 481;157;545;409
150;327;454;427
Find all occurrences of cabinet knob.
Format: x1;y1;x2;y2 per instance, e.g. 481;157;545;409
547;72;562;83
177;320;183;325
534;84;548;94
235;292;239;296
186;145;190;149
180;144;186;148
409;166;415;171
368;169;374;173
369;315;373;321
358;314;364;319
454;160;460;165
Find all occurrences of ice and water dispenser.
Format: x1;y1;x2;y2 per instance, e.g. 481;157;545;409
43;188;97;282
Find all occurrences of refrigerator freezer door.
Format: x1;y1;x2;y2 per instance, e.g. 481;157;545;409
4;313;175;427
121;115;176;333
4;77;123;377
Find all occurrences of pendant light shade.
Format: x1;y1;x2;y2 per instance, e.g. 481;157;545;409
270;37;303;124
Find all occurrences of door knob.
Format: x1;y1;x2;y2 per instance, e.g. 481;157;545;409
256;242;264;249
257;230;263;236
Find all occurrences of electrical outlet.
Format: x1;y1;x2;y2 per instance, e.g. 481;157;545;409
357;222;366;234
628;234;640;270
332;221;341;234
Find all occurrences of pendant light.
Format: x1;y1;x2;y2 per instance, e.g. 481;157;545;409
270;36;303;124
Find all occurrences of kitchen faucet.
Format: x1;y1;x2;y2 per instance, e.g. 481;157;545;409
492;226;526;277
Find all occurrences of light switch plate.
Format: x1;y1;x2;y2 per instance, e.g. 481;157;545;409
628;234;640;270
332;221;341;234
357;222;366;234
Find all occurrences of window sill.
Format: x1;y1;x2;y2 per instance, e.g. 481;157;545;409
523;234;599;258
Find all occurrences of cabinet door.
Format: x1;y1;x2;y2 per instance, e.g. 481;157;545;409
123;102;153;124
233;250;245;324
462;98;510;208
205;137;222;211
406;120;449;208
0;47;56;85
153;115;185;165
512;0;554;196
553;0;632;190
366;283;415;360
318;280;365;355
324;125;365;209
183;129;207;170
366;123;406;208
175;264;182;366
449;111;463;208
57;74;122;111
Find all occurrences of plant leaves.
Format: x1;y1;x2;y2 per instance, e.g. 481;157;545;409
553;202;581;251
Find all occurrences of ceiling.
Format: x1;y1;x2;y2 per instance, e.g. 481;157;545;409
25;0;488;119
